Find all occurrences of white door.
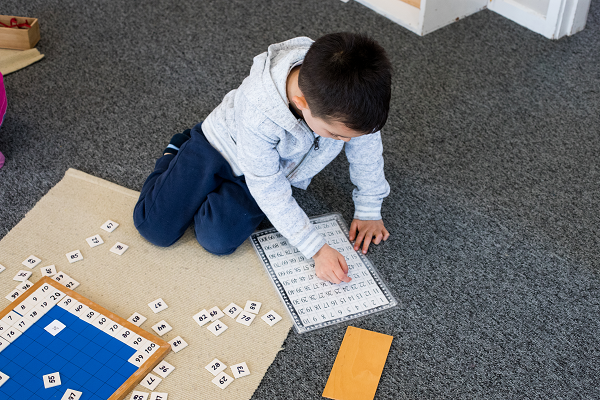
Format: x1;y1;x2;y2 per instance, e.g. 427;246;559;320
488;0;592;39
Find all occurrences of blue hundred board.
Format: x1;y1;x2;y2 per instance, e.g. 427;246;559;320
0;277;170;400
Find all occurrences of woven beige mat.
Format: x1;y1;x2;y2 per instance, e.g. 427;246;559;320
0;168;291;399
0;48;44;75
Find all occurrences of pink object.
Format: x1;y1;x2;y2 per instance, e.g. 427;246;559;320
0;72;6;169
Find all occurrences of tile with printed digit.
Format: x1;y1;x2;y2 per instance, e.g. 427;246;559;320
151;320;172;336
230;362;250;379
93;315;113;331
223;303;242;319
22;255;41;269
43;372;61;388
16;280;34;292
81;308;100;324
127;333;148;350
13;270;32;282
148;298;168;314
24;308;43;324
46;289;66;305
105;321;124;337
2;326;22;342
128;350;148;368
130;391;149;400
0;371;8;387
192;310;211;327
150;393;168;400
45;320;66;336
14;300;33;316
244;300;262;314
205;358;227;376
1;311;21;326
208;306;224;321
116;328;134;344
236;312;256;326
40;265;57;277
69;302;86;317
101;220;119;232
212;371;233;389
127;312;147;327
57;296;74;310
261;310;283;326
0;264;5;274
168;336;188;353
152;360;175;378
66;249;83;263
86;234;104;248
13;317;31;332
61;389;82;400
54;271;80;290
110;242;129;255
5;288;23;302
207;320;228;336
140;372;162;391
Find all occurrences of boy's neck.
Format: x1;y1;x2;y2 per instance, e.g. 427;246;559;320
286;65;303;118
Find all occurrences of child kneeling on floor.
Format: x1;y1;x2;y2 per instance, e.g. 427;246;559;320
134;32;392;284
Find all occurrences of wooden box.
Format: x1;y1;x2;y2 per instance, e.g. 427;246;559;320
0;15;40;50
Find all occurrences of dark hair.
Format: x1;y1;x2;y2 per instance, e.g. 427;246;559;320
298;32;392;134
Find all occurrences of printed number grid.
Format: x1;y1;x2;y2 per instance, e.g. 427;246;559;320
0;305;138;400
251;213;397;334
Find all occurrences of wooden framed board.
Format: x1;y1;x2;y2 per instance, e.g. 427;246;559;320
0;276;171;400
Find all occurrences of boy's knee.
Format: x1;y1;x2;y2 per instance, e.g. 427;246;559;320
133;211;180;248
195;234;238;256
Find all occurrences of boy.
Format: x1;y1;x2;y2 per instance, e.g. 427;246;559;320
134;32;391;284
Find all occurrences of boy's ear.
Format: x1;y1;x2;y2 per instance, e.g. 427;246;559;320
292;95;309;111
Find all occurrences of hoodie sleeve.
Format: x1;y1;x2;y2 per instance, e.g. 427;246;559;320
237;119;327;259
344;131;390;220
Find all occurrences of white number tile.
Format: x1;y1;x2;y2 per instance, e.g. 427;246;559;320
212;371;233;389
224;303;242;319
40;265;57;277
168;336;188;353
261;310;283;326
92;315;112;331
52;271;70;285
230;362;250;379
86;234;104;248
13;317;31;332
13;300;33;315
60;389;83;400
2;327;22;342
13;270;32;282
192;310;211;327
5;288;24;302
63;277;80;290
235;312;256;326
43;372;61;388
0;264;5;274
22;255;41;269
0;371;8;387
110;242;129;255
69;302;86;317
81;308;100;324
34;283;53;297
207;320;228;337
128;350;148;368
152;360;175;378
15;280;34;293
117;328;134;344
140;372;162;391
105;322;124;337
127;334;148;350
207;306;224;321
244;301;262;314
24;308;43;324
127;312;147;327
150;393;168;400
148;298;168;314
66;250;84;263
57;296;74;310
151;320;172;337
101;220;119;233
130;391;149;400
1;311;21;326
46;290;66;305
205;358;227;376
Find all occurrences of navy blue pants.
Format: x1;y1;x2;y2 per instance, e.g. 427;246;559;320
133;123;265;255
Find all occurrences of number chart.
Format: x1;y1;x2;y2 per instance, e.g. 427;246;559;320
0;277;171;400
251;213;397;334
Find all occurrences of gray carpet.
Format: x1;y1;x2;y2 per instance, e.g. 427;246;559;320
1;0;599;398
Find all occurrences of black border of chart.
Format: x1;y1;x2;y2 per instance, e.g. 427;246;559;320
250;212;398;334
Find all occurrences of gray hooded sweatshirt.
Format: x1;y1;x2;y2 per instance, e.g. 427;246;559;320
201;37;390;259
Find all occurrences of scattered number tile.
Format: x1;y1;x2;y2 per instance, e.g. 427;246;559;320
86;234;104;248
224;303;242;319
101;220;119;233
192;310;211;327
244;300;262;314
140;373;162;391
150;393;168;400
45;320;66;336
212;371;233;389
207;320;228;337
16;280;34;292
5;288;23;302
153;360;175;378
0;264;5;273
0;371;8;387
148;298;168;314
13;270;32;282
151;320;172;336
110;242;129;255
61;389;83;400
205;358;227;376
43;372;61;388
230;362;251;379
168;336;188;353
66;250;84;263
261;310;283;326
22;255;41;269
130;391;149;400
40;265;57;277
207;306;224;321
127;312;147;326
236;312;256;326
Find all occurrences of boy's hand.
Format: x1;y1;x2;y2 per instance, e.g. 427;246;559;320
349;219;390;254
313;244;352;284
